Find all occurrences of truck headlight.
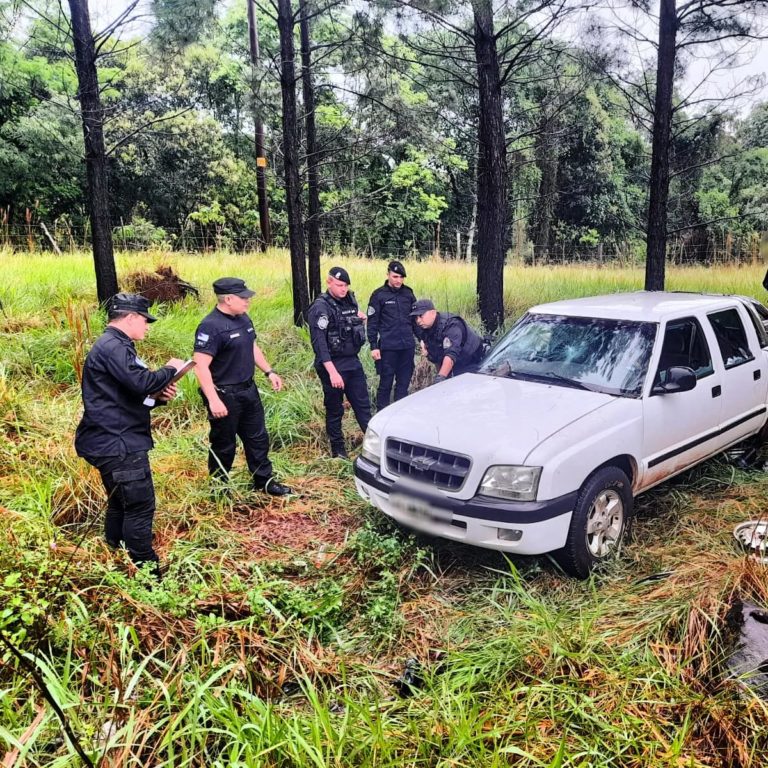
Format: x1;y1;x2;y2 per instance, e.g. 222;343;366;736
361;428;381;465
479;465;542;501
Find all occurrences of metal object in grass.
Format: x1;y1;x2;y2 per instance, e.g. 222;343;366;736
394;657;422;696
733;520;768;564
725;599;768;700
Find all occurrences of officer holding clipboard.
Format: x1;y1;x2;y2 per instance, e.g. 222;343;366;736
75;293;189;576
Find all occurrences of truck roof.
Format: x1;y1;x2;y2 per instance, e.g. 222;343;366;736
529;291;749;323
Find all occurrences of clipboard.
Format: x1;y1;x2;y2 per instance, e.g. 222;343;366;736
167;359;196;384
145;360;197;405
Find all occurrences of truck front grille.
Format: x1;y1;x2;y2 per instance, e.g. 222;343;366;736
386;438;471;491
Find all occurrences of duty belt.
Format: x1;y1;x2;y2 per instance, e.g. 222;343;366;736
215;380;254;394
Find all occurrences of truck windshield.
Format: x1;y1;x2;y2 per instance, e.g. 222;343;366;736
480;313;657;398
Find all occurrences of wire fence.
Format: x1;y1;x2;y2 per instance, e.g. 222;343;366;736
1;223;766;266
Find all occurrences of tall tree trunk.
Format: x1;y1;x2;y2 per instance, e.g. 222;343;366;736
472;0;507;331
645;0;677;291
299;0;321;299
247;0;271;250
67;0;118;305
277;0;309;326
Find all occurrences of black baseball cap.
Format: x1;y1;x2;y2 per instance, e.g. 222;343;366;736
212;277;256;297
109;293;158;322
388;260;406;277
328;266;350;285
410;298;435;316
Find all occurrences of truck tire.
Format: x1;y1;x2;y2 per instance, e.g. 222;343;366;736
555;466;633;579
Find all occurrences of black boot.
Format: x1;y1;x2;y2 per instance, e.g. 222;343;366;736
259;477;294;496
331;443;349;459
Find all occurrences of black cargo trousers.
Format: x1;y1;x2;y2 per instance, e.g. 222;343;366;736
315;358;371;451
201;381;273;487
87;451;158;567
376;347;415;410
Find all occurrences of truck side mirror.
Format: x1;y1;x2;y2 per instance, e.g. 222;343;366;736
651;366;697;395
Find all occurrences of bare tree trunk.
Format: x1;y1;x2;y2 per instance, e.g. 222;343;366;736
299;0;321;299
466;196;477;261
645;0;677;291
67;0;118;305
472;0;507;331
277;0;309;326
247;0;271;250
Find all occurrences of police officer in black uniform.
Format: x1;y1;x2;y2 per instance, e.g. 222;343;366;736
193;277;293;496
75;293;185;573
411;299;484;383
309;267;372;458
366;260;416;410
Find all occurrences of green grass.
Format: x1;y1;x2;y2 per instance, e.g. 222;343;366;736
1;249;768;766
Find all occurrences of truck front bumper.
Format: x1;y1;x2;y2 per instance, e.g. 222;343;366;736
353;456;576;555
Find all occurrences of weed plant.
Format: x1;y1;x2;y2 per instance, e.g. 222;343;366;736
1;251;768;765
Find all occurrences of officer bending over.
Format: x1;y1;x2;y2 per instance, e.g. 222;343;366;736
309;267;372;458
193;277;293;496
411;299;484;383
366;259;416;410
75;293;185;575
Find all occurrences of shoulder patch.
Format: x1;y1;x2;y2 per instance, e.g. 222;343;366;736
317;315;329;330
443;338;452;349
134;355;149;369
197;332;210;342
367;306;376;316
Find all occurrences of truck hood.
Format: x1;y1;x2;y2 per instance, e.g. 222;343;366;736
371;373;619;465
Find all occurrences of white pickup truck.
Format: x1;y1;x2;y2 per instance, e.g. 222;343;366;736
353;292;768;577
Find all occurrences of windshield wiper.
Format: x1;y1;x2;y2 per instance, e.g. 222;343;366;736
524;371;595;391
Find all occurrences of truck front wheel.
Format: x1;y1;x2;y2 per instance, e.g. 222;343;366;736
555;466;633;579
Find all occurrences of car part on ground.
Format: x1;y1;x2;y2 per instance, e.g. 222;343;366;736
725;599;768;700
734;520;768;564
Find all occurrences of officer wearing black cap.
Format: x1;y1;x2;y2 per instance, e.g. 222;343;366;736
75;293;186;574
193;277;293;496
411;299;484;383
308;267;371;458
366;260;417;410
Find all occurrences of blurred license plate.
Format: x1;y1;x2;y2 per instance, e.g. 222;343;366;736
390;493;451;522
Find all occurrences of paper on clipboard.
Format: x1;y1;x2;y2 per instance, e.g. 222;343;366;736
167;359;196;384
145;360;197;405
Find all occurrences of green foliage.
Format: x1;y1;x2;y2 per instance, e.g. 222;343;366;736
2;1;767;260
113;214;168;249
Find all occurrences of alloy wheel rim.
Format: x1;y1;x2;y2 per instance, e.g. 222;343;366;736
586;489;624;557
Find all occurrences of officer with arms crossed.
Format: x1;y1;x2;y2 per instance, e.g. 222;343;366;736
309;267;372;458
75;293;185;575
411;299;484;383
366;259;416;410
193;277;293;496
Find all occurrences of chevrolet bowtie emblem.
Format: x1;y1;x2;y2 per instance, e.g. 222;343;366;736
410;455;437;471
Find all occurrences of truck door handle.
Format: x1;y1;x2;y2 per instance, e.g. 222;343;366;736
712;385;721;398
754;370;762;381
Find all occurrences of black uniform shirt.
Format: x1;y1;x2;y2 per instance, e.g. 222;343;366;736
308;291;363;371
366;282;416;351
193;307;257;386
74;326;175;459
421;312;483;370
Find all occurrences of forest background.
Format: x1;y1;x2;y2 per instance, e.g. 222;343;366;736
3;0;768;274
